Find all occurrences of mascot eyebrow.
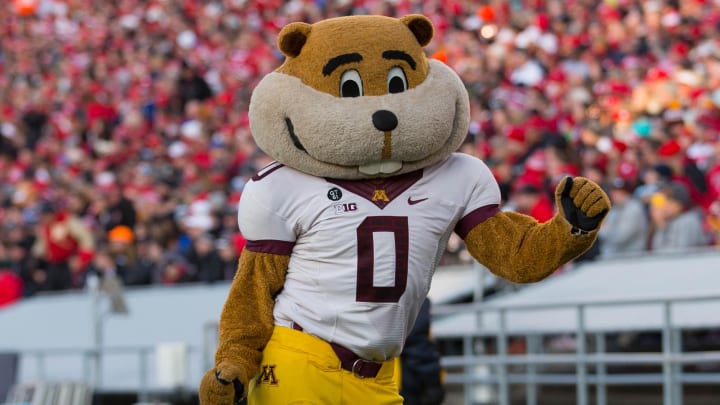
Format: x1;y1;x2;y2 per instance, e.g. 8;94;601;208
382;50;417;70
323;53;363;76
322;50;417;77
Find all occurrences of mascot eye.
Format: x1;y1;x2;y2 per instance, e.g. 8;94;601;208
387;67;408;94
340;69;363;98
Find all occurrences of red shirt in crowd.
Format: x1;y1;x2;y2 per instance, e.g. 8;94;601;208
0;270;23;308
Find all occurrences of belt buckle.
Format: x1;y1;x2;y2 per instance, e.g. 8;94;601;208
351;359;366;379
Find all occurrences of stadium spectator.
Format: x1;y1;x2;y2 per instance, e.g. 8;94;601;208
634;164;673;205
31;201;94;291
186;233;225;284
86;247;121;288
0;267;23;309
0;242;23;307
106;225;137;282
650;182;710;252
99;184;137;234
598;178;650;258
125;238;163;286
216;236;241;280
508;183;554;223
173;61;214;117
400;298;445;405
157;253;195;285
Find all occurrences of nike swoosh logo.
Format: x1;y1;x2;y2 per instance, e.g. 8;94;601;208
407;196;429;205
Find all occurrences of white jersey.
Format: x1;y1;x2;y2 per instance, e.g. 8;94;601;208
238;153;501;361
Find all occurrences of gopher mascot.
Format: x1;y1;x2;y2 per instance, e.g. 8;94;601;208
200;14;610;404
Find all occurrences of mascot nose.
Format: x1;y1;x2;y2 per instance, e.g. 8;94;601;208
372;110;398;132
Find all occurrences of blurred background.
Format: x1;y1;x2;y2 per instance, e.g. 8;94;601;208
0;0;719;404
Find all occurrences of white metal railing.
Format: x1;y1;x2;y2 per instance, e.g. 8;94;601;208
432;294;720;405
9;345;204;403
12;297;720;404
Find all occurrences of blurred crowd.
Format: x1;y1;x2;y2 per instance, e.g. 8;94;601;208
1;0;720;307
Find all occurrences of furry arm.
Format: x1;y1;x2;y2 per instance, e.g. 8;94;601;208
464;177;610;283
199;249;289;404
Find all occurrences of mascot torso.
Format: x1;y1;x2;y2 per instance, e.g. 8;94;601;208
240;15;501;360
239;154;499;360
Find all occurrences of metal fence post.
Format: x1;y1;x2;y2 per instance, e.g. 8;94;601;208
595;333;607;405
82;350;92;385
662;301;673;405
36;352;45;380
138;348;149;403
463;335;474;405
526;334;539;405
672;328;683;405
576;305;588;405
498;309;509;405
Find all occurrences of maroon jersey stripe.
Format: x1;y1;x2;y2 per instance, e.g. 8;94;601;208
245;240;295;255
455;204;500;239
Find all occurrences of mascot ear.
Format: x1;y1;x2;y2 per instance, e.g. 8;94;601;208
278;22;312;58
400;14;434;47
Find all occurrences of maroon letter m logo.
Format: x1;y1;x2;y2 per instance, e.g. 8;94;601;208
257;365;279;385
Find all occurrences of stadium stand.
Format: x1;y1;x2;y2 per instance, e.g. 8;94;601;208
1;0;719;308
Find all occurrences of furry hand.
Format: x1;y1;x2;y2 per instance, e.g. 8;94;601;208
555;176;610;233
199;362;246;405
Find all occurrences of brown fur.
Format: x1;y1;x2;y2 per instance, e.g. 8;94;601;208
466;213;596;283
465;177;610;283
199;250;289;402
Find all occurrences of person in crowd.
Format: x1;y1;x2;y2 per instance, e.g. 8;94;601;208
650;182;710;252
0;267;23;308
86;247;121;285
31;201;94;291
400;298;445;405
634;164;673;205
186;233;225;283
215;237;240;280
101;185;137;233
173;61;214;116
157;253;195;285
85;247;128;313
125;238;163;286
0;242;23;307
106;225;137;282
509;183;554;223
598;178;650;258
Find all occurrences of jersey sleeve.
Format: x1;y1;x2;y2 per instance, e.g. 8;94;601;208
453;156;502;239
237;165;297;255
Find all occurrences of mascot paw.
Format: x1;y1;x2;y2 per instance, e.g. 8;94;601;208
199;363;246;405
555;176;610;233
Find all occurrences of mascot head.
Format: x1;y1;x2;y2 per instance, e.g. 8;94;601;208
249;14;470;179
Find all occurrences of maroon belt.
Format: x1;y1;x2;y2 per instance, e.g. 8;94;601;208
291;322;383;378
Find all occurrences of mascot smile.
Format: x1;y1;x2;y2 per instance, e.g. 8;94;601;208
200;14;611;405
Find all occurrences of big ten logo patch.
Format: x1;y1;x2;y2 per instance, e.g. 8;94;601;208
335;202;358;214
257;364;279;386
